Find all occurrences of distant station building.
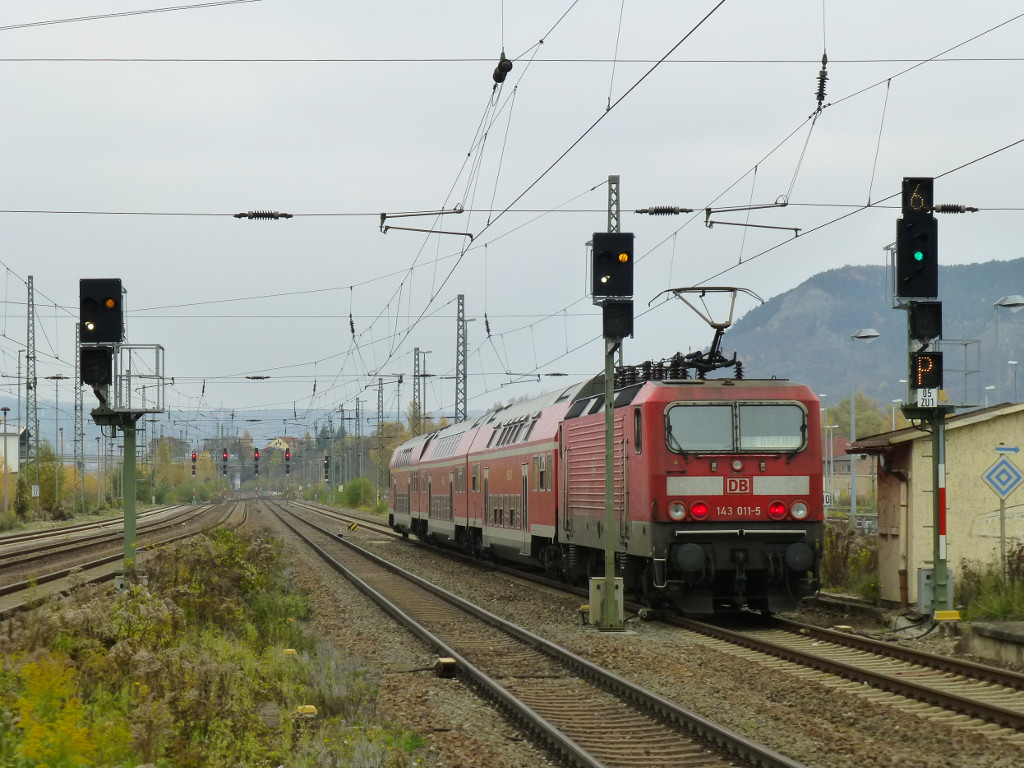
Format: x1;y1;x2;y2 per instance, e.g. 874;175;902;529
851;402;1024;608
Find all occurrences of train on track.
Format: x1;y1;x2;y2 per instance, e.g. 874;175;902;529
389;292;824;614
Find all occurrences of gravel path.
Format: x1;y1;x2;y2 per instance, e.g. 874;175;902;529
251;509;1024;768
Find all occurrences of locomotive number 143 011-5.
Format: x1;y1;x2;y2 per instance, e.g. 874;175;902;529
717;506;762;516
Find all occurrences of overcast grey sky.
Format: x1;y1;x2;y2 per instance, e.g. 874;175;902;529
3;1;1023;444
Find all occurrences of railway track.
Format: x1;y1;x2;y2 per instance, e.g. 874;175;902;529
671;614;1024;735
268;499;806;768
0;504;210;580
292;499;1024;738
0;501;246;619
0;505;172;548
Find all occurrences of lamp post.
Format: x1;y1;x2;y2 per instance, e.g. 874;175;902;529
850;329;880;530
994;296;1024;401
58;426;63;508
985;385;996;407
891;399;902;430
45;374;68;514
96;436;102;508
1011;361;1020;402
1;406;9;515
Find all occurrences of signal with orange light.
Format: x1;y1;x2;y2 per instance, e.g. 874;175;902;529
591;232;634;299
79;278;124;343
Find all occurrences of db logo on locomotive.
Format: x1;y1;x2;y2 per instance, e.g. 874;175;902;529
726;477;751;494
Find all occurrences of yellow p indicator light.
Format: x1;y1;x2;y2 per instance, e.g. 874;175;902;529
618;252;629;263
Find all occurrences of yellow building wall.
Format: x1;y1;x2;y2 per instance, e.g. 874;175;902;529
897;410;1024;606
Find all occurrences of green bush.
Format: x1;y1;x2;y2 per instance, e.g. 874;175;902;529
821;521;878;601
0;529;429;766
343;477;374;509
957;547;1024;620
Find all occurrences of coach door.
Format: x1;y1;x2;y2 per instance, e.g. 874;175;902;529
520;463;530;555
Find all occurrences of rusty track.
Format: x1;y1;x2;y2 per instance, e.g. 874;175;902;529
0;502;243;619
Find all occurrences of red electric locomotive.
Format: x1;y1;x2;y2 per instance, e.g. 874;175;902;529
388;370;823;614
389;290;823;614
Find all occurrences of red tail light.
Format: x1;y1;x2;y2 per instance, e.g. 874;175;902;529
768;501;787;520
690;501;710;520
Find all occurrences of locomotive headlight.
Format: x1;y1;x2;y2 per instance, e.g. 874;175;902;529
690;501;710;520
768;501;787;520
731;459;743;472
668;502;686;521
791;501;809;520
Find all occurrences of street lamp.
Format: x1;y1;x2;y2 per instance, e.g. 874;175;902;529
1010;361;1020;402
824;422;839;515
45;374;68;514
850;328;880;530
994;296;1024;401
96;436;102;508
985;385;996;407
1;406;9;515
891;399;902;430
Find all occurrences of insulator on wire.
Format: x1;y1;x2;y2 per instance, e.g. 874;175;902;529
635;206;691;215
234;210;293;220
349;312;355;337
485;313;492;337
492;50;513;83
815;52;828;109
934;204;978;214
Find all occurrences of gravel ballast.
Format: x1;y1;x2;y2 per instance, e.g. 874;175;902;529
252;508;1024;768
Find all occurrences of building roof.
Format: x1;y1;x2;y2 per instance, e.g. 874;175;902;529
850;401;1024;454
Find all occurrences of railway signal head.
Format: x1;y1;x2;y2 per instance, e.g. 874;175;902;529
591;232;634;300
285;449;291;461
254;448;260;460
896;217;938;299
80;347;113;387
910;351;943;389
908;301;942;340
191;451;197;462
79;278;124;343
323;456;329;480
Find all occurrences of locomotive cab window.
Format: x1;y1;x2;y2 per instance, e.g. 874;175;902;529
666;404;732;452
737;405;805;450
666;402;806;453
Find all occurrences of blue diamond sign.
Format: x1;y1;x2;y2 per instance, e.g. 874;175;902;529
983;456;1024;500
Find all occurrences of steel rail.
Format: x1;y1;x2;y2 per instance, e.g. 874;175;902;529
270;500;807;768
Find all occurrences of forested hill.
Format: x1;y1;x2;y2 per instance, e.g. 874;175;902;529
722;258;1024;411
